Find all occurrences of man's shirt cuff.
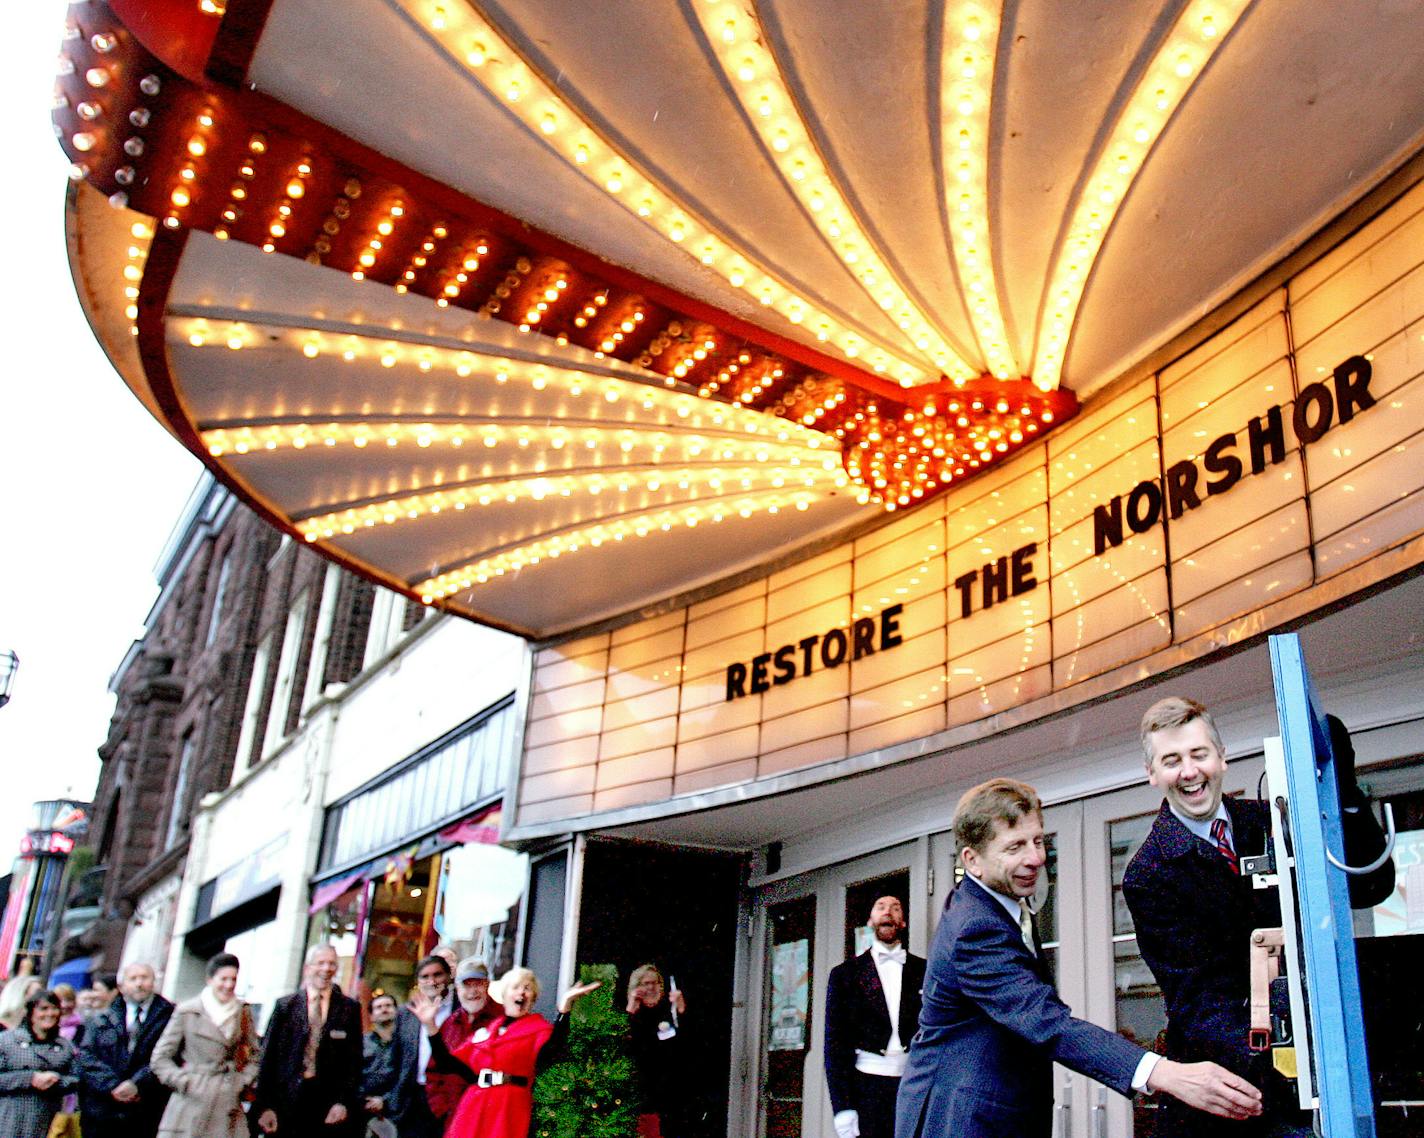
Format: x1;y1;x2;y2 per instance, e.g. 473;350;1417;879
1131;1051;1160;1093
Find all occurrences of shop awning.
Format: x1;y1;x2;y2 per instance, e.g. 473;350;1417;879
52;1;1424;637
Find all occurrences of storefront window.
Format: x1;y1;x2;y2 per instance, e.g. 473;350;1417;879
309;839;528;1005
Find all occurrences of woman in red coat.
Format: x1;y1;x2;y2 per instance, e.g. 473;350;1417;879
410;967;598;1138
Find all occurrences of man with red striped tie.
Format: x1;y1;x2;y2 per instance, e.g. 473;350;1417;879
1123;697;1392;1137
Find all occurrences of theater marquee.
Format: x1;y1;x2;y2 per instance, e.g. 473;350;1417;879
516;183;1424;828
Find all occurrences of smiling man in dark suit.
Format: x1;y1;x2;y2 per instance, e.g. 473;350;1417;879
824;894;925;1138
896;778;1261;1138
75;961;174;1138
1123;696;1393;1136
253;943;363;1134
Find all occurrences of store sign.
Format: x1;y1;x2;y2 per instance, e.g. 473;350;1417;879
1094;356;1376;555
210;834;287;917
726;603;904;701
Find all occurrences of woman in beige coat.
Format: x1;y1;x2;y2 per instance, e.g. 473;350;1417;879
151;953;259;1137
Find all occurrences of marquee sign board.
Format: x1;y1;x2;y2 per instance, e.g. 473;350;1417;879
516;182;1424;829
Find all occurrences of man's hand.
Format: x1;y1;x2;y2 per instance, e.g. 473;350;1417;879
364;1095;384;1114
324;1103;348;1126
111;1079;140;1102
30;1071;60;1091
1148;1058;1262;1120
833;1109;860;1138
257;1107;279;1133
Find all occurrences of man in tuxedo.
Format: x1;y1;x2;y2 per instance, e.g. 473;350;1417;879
895;778;1261;1138
824;895;925;1138
1123;697;1393;1136
253;943;363;1134
75;961;174;1138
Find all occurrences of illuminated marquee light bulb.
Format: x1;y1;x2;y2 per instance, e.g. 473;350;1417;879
938;2;1020;382
1031;0;1249;389
691;0;976;384
397;0;930;387
411;486;829;601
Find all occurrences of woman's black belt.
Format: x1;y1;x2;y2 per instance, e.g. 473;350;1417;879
475;1068;529;1088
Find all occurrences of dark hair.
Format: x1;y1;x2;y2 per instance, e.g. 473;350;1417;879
415;954;451;977
24;989;62;1036
95;972;119;992
206;952;241;978
368;991;397;1012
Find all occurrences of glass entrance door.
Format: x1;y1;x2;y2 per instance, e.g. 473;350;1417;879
752;841;923;1138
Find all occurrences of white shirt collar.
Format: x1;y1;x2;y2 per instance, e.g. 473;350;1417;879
965;872;1024;923
1169;800;1231;844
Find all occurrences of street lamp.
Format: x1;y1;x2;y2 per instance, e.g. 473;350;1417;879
0;651;17;710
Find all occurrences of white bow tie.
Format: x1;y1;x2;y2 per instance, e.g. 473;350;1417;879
873;945;906;965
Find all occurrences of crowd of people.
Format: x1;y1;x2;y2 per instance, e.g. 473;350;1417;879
0;943;693;1138
2;695;1389;1138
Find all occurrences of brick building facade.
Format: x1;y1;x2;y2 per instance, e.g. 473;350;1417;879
56;476;400;978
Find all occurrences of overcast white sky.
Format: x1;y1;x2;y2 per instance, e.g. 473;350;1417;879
0;3;202;855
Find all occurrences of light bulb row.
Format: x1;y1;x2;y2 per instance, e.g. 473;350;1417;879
202;417;832;466
940;2;1019;382
298;461;844;540
414;489;823;601
692;1;976;384
407;0;931;385
119;218;155;334
178;319;833;446
1031;0;1248;388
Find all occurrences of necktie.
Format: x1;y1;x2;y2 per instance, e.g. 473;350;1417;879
873;945;906;965
1017;900;1037;955
303;992;325;1077
128;1005;143;1053
1211;818;1239;874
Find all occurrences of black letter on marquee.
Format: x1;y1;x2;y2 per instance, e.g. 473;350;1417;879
798;635;820;677
880;603;904;649
726;663;747;701
1126;481;1162;534
1165;459;1202;520
954;570;978;618
852;618;877;660
1011;543;1038;596
821;628;849;668
1247;406;1285;474
750;652;772;694
1204;433;1242;496
772;644;797;685
1333;355;1375;423
982;556;1009;611
1292;381;1334;445
1094;497;1124;556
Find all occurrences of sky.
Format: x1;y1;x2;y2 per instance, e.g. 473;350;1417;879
0;3;202;855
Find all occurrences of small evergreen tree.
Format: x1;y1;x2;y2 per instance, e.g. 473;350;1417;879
534;963;640;1138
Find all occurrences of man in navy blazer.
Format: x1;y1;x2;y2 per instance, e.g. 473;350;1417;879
75;961;174;1138
824;895;925;1138
895;778;1261;1138
1123;697;1393;1136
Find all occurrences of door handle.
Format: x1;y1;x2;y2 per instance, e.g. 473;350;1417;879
1092;1086;1107;1138
1056;1074;1073;1137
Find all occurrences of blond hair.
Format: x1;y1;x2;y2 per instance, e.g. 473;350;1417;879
499;966;540;1001
626;963;664;1003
